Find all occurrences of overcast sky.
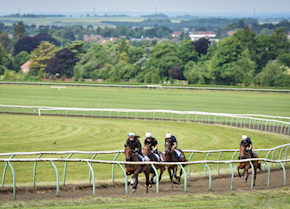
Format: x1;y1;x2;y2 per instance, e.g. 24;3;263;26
0;0;290;14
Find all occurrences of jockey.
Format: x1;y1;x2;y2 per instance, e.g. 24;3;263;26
144;131;158;153
240;134;254;158
165;132;178;149
126;131;142;155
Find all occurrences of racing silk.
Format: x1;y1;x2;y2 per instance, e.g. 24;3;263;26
165;135;178;149
126;137;142;153
144;137;158;151
241;138;252;149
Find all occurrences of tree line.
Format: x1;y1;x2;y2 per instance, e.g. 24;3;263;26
0;21;290;87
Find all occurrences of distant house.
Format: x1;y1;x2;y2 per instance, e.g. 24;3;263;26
227;31;237;36
20;60;32;74
189;31;216;41
171;31;183;38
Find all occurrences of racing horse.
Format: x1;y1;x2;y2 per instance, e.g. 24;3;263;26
237;144;262;186
124;145;151;193
142;144;166;184
164;141;186;184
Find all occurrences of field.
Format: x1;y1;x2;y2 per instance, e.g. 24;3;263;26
1;85;290;116
0;16;148;27
1;84;290;208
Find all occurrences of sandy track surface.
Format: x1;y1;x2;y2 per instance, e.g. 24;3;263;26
0;168;289;202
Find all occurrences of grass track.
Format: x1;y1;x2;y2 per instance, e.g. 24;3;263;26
1;85;290;116
1;189;290;208
1;114;289;185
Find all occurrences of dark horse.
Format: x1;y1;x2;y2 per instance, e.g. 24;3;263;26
237;145;262;186
142;144;166;184
164;141;186;184
124;145;151;193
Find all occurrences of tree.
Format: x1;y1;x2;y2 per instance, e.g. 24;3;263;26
232;49;256;86
13;36;40;56
0;32;9;51
45;48;80;78
183;61;210;84
29;42;58;75
34;33;60;46
268;27;290;61
13;33;60;56
0;44;13;70
177;39;198;65
11;21;28;46
62;27;76;41
237;20;245;29
233;25;257;61
255;34;271;72
277;52;290;67
169;65;183;79
255;62;290;87
192;38;210;56
208;37;243;85
13;51;30;71
149;43;182;79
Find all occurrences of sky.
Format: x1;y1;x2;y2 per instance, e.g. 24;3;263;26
0;0;290;15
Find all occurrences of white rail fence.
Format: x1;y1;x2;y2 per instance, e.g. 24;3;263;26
1;105;290;135
1;81;290;93
1;142;290;199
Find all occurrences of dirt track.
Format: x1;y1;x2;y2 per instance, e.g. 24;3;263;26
0;168;289;202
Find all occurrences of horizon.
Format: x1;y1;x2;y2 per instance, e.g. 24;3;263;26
1;0;290;16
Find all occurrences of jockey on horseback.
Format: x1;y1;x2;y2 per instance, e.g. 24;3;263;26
165;132;178;149
144;131;158;153
240;134;255;158
126;131;143;156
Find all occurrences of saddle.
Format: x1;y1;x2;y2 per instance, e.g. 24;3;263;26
173;149;182;160
152;152;164;162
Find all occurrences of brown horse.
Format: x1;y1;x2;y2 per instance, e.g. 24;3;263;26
143;144;166;184
237;145;262;186
164;141;186;184
124;145;151;193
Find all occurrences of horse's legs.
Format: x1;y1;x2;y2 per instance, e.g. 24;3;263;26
237;165;242;178
244;168;249;183
130;174;135;188
145;171;150;193
167;166;173;183
159;165;165;182
173;166;180;184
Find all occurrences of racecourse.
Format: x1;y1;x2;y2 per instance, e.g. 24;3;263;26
1;84;290;208
1;85;290;116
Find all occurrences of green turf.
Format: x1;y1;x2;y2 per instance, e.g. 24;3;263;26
1;85;290;117
1;189;290;208
0;114;289;186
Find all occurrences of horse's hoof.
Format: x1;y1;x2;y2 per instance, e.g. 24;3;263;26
132;189;136;193
244;180;247;183
241;176;244;179
149;184;152;188
151;181;156;185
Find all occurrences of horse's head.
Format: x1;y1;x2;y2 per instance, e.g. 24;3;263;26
124;144;134;161
143;144;151;156
164;141;172;155
239;144;246;159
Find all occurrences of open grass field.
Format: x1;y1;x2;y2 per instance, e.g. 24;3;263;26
1;85;290;116
1;84;290;207
1;188;290;208
0;16;148;27
0;114;290;186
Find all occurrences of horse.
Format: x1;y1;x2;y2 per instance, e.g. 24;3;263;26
237;144;262;186
142;144;166;184
124;145;151;193
164;141;186;184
